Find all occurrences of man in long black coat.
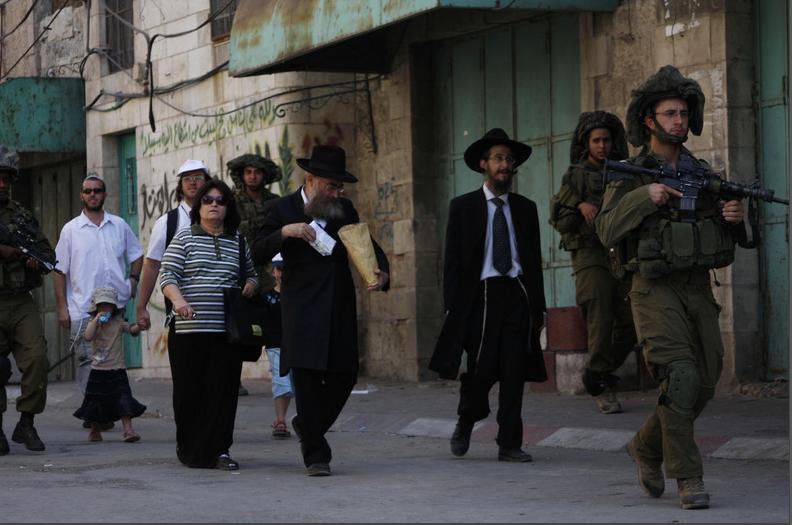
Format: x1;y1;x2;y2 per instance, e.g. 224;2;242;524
430;128;547;462
253;145;389;477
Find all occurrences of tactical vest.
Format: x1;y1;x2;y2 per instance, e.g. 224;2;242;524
0;201;44;294
551;163;604;251
611;156;736;279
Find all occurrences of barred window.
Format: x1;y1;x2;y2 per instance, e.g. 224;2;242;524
211;0;238;41
105;0;134;73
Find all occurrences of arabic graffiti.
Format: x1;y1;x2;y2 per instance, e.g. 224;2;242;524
140;99;276;156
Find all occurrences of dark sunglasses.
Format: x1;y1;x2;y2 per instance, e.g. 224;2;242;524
81;188;105;195
201;195;228;206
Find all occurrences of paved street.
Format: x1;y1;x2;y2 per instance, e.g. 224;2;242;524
0;378;788;523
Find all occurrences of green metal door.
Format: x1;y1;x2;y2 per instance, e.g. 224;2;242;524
755;0;789;381
119;133;142;369
432;13;581;308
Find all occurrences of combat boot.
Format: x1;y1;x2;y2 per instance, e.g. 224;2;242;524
677;476;709;509
0;429;9;455
12;420;45;451
597;390;622;414
626;440;664;497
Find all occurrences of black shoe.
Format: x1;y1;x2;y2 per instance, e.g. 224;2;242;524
498;446;532;462
215;455;239;471
11;422;45;451
238;384;249;396
0;430;9;456
450;420;473;457
307;462;331;476
291;414;304;441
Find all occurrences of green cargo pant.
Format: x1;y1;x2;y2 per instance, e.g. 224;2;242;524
626;271;723;479
0;293;49;414
575;264;637;375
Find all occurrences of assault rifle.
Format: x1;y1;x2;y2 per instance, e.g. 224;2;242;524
604;154;789;248
0;216;62;274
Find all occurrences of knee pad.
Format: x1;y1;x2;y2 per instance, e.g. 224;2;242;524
582;368;619;397
660;360;699;416
0;355;11;387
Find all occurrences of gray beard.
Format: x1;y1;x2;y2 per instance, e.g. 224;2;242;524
304;191;345;221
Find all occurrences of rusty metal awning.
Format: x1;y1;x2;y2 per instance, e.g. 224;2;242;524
229;0;618;77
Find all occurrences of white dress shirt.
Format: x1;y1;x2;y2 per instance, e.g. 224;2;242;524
479;184;522;280
55;210;144;320
146;201;193;261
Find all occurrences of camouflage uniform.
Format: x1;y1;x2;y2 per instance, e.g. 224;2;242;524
564;159;636;389
0;147;53;452
553;112;636;398
595;66;746;487
228;154;283;294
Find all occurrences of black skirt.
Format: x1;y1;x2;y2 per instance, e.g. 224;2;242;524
73;369;146;425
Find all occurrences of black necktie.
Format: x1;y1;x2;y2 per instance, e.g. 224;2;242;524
492;198;511;275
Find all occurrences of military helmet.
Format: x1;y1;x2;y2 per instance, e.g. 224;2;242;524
625;65;705;147
227;153;282;190
570;111;629;164
0;145;20;182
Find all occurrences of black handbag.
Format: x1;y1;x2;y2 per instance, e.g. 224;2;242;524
223;236;266;362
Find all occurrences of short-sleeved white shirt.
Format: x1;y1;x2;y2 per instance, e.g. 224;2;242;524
55;211;145;320
146;201;193;261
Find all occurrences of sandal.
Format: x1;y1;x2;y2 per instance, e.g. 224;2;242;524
122;429;141;443
88;431;102;442
272;420;291;439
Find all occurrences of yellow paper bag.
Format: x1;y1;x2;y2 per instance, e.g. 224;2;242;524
338;223;379;287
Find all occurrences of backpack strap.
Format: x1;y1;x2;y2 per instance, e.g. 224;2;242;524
165;208;180;247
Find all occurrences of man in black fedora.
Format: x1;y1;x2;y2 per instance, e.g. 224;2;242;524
253;144;390;477
430;128;547;462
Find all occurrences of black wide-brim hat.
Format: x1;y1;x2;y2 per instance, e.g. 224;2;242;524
296;145;358;183
464;128;532;173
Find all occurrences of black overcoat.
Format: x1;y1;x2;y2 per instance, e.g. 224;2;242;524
252;189;389;375
429;188;548;382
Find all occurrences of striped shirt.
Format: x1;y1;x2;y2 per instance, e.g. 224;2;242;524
159;224;257;334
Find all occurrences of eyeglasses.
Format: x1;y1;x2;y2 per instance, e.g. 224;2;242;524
319;180;345;193
181;175;206;182
654;110;691;120
201;195;228;206
488;155;515;165
81;188;105;195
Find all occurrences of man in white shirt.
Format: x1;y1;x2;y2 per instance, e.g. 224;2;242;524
54;175;144;397
136;159;211;331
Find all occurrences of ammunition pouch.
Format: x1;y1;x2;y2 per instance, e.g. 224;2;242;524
635;217;735;279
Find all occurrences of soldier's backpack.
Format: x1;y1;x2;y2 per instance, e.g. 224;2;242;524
548;168;583;235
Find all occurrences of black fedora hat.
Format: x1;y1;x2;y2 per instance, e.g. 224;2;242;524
463;128;532;173
296;145;358;183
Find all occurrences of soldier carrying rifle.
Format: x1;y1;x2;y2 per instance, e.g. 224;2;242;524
596;65;752;510
0;145;53;455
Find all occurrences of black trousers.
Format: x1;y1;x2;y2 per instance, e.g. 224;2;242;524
458;276;530;449
291;367;357;467
168;329;242;468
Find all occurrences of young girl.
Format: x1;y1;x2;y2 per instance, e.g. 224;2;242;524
73;286;147;442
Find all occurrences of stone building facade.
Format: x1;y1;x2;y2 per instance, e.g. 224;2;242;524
0;0;786;393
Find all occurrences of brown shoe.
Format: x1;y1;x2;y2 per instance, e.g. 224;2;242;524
626;440;664;497
597;391;622;414
677;477;710;509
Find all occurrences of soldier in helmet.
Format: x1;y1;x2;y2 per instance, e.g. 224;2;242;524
595;66;747;510
227;153;282;396
0;146;53;454
550;111;637;414
227;153;282;295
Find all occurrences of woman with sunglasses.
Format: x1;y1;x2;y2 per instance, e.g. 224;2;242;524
159;179;258;471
